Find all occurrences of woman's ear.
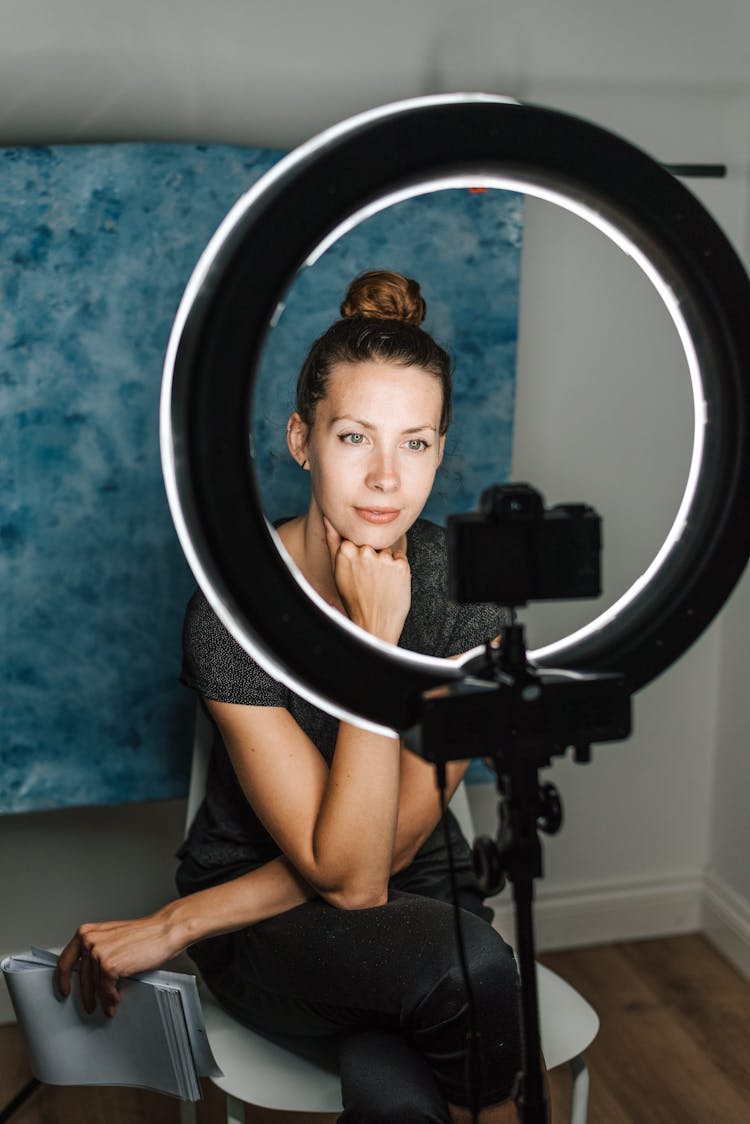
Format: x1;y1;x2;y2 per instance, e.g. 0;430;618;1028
287;412;310;469
436;432;446;467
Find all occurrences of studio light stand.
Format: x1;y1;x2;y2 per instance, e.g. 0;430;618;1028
405;484;631;1122
410;621;631;1122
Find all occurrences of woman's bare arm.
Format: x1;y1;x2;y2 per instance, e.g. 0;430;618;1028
57;528;481;1014
392;751;470;872
205;522;413;910
55;854;315;1016
209;699;401;910
388;645;486;871
56;716;469;1017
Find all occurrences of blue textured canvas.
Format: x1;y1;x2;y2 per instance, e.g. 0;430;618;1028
1;144;522;813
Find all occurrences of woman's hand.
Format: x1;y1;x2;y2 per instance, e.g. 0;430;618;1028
323;516;411;644
55;908;183;1018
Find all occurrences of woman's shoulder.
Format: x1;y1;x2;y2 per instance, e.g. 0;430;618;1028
407;517;452;593
183;585;218;632
183;586;241;659
406;518;507;657
182;587;289;707
408;517;446;562
402;520;447;651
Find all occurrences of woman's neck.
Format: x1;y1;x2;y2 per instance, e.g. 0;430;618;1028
277;510;341;609
277;507;408;611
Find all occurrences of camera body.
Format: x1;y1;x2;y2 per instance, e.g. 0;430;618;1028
446;483;601;606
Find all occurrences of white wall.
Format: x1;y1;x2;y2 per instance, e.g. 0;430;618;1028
0;802;186;1021
3;1;750;146
3;0;750;1024
473;82;750;962
705;564;750;975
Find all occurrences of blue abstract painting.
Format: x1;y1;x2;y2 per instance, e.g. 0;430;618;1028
1;144;523;813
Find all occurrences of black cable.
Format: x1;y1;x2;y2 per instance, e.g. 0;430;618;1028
0;1078;40;1124
436;762;481;1124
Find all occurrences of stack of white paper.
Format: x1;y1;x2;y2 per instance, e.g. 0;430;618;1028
1;948;221;1101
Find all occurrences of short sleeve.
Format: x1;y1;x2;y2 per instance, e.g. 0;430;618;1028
443;599;509;658
404;519;509;658
181;589;289;707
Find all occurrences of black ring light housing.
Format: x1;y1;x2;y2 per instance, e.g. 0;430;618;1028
161;94;750;735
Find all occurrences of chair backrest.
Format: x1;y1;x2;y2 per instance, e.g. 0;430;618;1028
185;702;213;832
448;777;476;839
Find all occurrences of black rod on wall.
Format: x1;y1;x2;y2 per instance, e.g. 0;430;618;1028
664;164;727;178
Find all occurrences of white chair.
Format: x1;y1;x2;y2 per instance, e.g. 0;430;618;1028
182;706;598;1123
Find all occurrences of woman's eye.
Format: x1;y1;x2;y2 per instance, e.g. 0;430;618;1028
341;432;365;445
405;438;428;451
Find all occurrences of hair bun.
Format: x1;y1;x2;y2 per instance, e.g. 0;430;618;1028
340;269;426;327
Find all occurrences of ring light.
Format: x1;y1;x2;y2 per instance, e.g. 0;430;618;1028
161;94;750;735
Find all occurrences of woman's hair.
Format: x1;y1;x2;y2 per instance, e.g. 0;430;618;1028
295;270;452;434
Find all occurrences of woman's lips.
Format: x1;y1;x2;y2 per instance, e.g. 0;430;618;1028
354;507;401;524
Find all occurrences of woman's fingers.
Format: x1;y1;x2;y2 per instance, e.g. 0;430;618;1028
100;970;122;1018
82;951;121;1017
54;912;179;1018
322;514;411;640
335;546;411;642
55;933;81;999
56;925;123;1017
79;947;96;1014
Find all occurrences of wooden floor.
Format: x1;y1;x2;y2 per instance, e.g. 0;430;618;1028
539;935;750;1123
2;934;749;1123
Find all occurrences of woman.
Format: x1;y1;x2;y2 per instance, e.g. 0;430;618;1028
57;270;523;1123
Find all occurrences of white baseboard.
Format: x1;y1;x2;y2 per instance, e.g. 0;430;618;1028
701;868;750;981
489;869;750;981
487;871;704;952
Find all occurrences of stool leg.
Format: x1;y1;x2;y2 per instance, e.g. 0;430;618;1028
226;1093;245;1124
569;1054;590;1124
179;1102;198;1124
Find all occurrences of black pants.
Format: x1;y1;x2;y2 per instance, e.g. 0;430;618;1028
185;882;521;1121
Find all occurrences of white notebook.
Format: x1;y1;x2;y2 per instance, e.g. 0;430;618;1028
1;948;221;1101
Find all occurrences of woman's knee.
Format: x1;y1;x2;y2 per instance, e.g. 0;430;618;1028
466;922;520;1023
409;917;522;1106
416;916;519;1026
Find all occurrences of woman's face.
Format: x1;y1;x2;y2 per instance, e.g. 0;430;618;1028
289;360;446;550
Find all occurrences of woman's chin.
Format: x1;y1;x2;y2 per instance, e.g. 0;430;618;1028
328;506;417;550
353;524;410;552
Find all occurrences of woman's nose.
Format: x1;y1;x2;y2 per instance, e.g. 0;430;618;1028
366;451;400;492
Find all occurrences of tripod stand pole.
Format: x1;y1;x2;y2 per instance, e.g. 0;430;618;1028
487;626;551;1122
425;623;625;1121
512;875;547;1123
495;751;548;1124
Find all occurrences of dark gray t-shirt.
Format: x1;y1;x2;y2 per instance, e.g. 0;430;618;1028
177;518;506;897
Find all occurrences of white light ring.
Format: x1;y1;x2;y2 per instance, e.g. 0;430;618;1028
162;95;750;731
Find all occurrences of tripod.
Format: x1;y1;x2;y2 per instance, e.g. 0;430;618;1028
409;620;631;1123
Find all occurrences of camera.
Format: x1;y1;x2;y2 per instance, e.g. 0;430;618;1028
446;483;601;606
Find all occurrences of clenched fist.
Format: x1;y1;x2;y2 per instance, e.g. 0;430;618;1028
323;516;411;645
